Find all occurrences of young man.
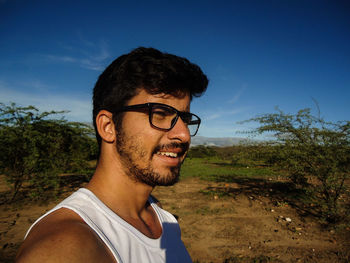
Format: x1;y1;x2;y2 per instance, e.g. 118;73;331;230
16;47;208;263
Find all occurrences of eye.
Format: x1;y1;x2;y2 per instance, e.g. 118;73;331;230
152;106;175;120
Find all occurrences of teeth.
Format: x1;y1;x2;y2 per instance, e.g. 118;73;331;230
157;152;178;158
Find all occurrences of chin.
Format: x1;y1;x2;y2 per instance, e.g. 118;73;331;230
139;167;181;187
154;174;180;186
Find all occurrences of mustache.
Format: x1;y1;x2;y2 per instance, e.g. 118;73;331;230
153;142;189;155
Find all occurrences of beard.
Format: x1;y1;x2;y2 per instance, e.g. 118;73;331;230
116;129;188;187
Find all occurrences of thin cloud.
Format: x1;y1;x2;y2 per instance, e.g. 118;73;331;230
43;39;110;71
80;58;105;71
204;107;250;121
45;55;77;63
206;113;221;121
0;81;92;122
228;85;247;104
15;80;54;94
198;123;247;138
77;32;100;48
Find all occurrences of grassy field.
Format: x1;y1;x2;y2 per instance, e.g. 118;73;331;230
1;155;350;262
182;157;280;181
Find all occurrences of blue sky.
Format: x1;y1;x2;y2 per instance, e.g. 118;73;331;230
1;0;349;138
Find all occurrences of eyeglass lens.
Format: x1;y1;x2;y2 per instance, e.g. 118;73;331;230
150;105;199;136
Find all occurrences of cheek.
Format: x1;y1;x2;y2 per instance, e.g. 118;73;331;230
122;113;149;134
121;114;165;150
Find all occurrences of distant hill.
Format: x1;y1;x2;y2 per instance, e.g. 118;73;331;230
191;136;251;147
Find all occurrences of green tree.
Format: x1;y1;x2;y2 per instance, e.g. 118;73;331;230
187;145;217;158
0;102;96;201
245;108;350;223
227;143;275;168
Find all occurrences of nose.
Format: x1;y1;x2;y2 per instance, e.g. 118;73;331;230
167;116;191;143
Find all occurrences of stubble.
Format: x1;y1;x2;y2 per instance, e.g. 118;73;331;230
116;129;184;187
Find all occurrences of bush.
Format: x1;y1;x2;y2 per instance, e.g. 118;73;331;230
244;107;350;223
0;102;97;201
187;145;217;158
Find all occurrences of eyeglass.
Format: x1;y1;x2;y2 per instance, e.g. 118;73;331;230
115;103;201;136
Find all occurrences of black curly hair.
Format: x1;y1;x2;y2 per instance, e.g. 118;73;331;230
93;47;208;146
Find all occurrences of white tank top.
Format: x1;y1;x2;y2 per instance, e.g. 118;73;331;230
25;188;192;263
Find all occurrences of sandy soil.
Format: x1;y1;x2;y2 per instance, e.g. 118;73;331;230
1;175;349;263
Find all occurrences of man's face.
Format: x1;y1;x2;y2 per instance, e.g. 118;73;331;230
116;89;191;187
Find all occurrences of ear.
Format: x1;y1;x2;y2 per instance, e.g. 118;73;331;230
95;110;116;143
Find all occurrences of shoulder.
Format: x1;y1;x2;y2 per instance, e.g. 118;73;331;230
16;208;114;263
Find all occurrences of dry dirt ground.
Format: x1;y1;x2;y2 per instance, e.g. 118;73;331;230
1;175;349;263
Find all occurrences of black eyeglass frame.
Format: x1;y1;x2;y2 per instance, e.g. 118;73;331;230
115;102;201;136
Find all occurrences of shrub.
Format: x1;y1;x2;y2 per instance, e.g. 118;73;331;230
244;107;350;223
0;102;96;201
187;145;217;158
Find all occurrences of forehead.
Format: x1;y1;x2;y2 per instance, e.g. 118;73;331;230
128;89;191;111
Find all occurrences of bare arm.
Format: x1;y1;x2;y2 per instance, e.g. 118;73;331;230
16;208;115;263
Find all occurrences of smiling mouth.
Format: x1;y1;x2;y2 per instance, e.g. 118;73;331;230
153;142;189;159
156;151;178;158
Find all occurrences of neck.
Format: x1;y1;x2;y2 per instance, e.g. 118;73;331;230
86;146;153;218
